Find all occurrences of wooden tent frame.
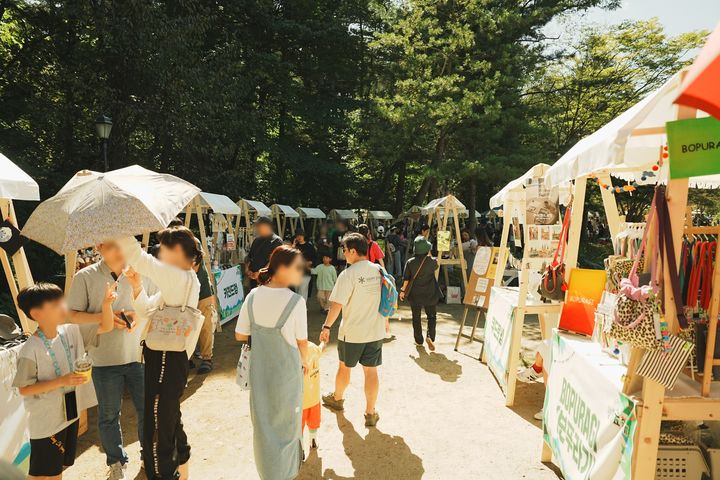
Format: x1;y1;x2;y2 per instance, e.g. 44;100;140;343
422;195;469;290
271;204;300;238
0;198;35;332
235;199;272;249
537;94;720;479
296;207;326;238
482;165;563;406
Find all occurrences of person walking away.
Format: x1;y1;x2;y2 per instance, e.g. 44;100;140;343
399;238;441;351
67;241;156;480
311;253;338;312
460;230;478;281
331;221;348;270
385;227;403;277
319;233;385;427
293;228;317;302
14;282;116;480
234;245;309;480
192;242;217;374
246;216;283;288
302;341;324;450
117;228;201;480
358;224;385;269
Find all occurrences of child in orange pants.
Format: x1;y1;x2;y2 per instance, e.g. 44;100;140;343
303;341;324;449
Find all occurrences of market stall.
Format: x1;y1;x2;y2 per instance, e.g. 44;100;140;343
0;152;37;332
271;203;300;239
236;199;272;249
0;152;38;471
478;163;565;404
421;195;469;302
296;207;326;237
329;209;358;224
364;210;393;236
538;67;720;479
185;192;244;325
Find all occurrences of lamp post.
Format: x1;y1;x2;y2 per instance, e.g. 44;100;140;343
95;114;113;171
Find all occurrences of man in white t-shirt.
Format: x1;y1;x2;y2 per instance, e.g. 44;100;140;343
319;233;385;427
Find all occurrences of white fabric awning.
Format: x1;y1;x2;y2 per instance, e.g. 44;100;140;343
420;195;467;215
198;192;241;215
368;210;393;220
544;70;712;187
330;209;357;220
271;204;300;218
296;207;326;219
238;199;272;217
0;152;40;201
489;164;551;209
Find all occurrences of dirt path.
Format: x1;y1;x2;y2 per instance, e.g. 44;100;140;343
74;301;560;479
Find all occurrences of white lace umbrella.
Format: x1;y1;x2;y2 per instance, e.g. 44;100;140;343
22;165;199;254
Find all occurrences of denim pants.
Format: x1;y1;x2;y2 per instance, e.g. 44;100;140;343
92;362;145;466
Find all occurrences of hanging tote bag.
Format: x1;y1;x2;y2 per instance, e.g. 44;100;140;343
145;272;204;353
235;343;251;390
538;204;571;301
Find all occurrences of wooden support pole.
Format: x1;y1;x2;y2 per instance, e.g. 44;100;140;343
564;176;587;270
597;172;623;248
0;198;35;331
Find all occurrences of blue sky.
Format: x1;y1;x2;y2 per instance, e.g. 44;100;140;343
546;0;720;38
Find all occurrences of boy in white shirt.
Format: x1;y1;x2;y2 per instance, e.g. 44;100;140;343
13;282;116;479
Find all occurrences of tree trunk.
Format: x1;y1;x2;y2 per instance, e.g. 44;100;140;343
394;157;407;216
468;175;477;237
412;130;447;206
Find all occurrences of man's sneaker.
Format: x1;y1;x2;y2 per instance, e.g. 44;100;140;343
197;359;213;374
534;410;544;421
426;337;436;352
321;392;344;411
517;366;541;383
107;462;126;480
364;411;380;427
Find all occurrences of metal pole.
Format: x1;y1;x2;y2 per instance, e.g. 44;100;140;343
103;139;108;171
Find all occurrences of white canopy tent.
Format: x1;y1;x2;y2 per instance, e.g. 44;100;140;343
368;210;393;221
296;207;326;237
271;204;300;237
197;192;241;215
490;164;551;210
1;153;38;331
329;209;358;222
0;152;40;201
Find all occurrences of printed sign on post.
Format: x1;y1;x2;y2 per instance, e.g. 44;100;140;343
213;265;244;324
667;116;720;179
543;332;637;480
484;287;516;391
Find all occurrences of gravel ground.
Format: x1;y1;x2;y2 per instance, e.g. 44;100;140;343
72;300;561;480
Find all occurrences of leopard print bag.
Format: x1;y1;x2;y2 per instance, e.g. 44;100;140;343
610;293;663;350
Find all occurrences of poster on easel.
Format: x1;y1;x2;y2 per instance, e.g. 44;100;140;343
436;230;451;252
463;247;505;309
525;180;559;225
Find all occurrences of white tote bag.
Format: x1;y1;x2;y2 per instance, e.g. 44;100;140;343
145;272;203;354
235;344;251;391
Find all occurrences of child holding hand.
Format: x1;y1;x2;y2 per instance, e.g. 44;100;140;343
13;282;116;479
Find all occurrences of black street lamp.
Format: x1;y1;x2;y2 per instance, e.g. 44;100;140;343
95;114;113;171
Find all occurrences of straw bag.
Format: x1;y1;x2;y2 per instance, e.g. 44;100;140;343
235;343;251;391
145;272;203;353
538;205;571;302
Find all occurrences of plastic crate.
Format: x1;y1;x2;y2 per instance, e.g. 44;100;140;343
656;445;710;480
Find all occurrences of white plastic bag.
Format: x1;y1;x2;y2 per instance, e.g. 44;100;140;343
235;344;251;390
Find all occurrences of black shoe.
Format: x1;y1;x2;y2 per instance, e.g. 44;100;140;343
197;360;213;374
189;359;196;369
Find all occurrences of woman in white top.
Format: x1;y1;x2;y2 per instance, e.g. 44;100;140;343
236;245;308;480
118;227;201;480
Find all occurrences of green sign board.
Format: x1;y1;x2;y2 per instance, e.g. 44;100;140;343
667;116;720;179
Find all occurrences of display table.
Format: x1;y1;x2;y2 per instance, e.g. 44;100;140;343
0;344;30;472
542;331;637;480
484;286;561;398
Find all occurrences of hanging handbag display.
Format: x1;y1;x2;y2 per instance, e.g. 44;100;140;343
145;272;204;353
538;204;571;302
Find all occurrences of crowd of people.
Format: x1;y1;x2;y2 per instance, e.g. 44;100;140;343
10;213;497;480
